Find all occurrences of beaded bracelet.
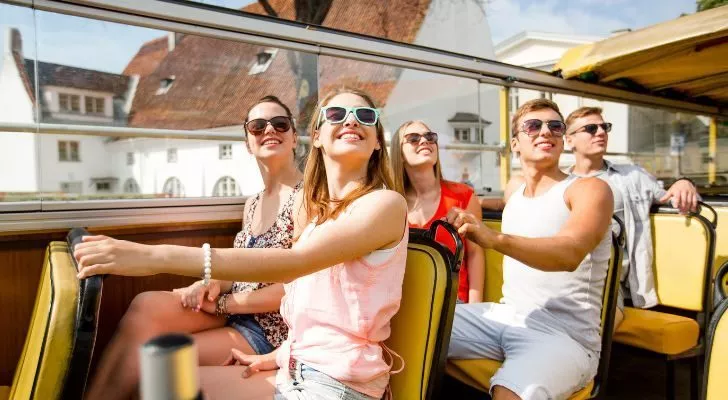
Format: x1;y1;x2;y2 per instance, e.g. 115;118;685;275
215;293;230;317
202;243;211;286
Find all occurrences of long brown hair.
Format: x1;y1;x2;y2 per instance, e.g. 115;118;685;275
303;87;394;225
390;120;443;196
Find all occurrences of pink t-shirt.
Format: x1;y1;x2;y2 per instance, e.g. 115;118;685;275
276;205;408;398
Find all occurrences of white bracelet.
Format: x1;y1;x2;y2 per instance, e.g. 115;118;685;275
202;243;212;286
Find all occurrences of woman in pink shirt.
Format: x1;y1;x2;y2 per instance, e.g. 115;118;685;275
74;87;408;399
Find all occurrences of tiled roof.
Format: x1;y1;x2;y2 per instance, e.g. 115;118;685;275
123;36;169;77
24;59;130;97
125;0;431;130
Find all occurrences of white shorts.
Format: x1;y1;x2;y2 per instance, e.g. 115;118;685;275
448;303;599;400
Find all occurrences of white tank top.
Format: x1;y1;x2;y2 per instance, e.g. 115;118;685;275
501;175;611;353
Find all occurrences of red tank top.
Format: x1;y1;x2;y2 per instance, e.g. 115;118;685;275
409;180;474;302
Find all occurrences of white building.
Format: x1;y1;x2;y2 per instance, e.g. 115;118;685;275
0;27;137;197
1;0;501;199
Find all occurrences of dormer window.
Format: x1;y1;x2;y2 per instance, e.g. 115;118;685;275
249;49;278;75
257;52;272;65
59;93;81;113
156;76;175;95
85;96;105;114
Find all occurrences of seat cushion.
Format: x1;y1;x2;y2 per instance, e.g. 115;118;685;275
446;359;593;399
614;307;699;355
0;386;9;400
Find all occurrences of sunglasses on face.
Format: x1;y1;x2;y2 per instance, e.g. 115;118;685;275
245;116;292;136
319;106;380;126
404;132;438;145
519;119;567;138
571;122;613;135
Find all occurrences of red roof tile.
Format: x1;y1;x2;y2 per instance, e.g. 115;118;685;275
125;0;430;130
123;36;169;77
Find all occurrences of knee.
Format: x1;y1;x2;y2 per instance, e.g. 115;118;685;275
492;385;522;400
119;291;168;334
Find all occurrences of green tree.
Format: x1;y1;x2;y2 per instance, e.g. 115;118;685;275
696;0;728;11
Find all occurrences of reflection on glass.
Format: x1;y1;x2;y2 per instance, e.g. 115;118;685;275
0;4;38;201
318;55;500;193
183;0;495;60
0;9;319;201
509;86;719;187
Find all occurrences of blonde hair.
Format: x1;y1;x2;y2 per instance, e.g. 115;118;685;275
565;106;603;127
302;87;395;224
390;120;442;196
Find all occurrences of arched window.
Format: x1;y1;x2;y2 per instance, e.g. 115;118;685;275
163;177;185;197
123;178;140;194
213;176;240;197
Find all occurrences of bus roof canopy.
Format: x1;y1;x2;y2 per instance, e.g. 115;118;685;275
553;5;728;111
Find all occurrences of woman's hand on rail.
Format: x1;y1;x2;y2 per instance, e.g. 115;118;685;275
73;235;159;278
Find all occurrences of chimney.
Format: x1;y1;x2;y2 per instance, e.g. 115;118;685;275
5;28;22;58
167;32;184;52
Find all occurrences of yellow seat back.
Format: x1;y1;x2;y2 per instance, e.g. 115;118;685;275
651;212;715;311
8;228;104;400
482;219;504;303
704;269;728;400
387;235;459;399
9;242;78;400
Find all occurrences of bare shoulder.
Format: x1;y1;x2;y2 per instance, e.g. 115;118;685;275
359;189;407;214
567;177;613;207
504;175;525;202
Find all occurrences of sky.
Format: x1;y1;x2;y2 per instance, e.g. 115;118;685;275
0;0;698;74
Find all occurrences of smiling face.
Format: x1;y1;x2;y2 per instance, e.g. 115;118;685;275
401;121;438;169
566;113;609;157
245;101;296;160
511;108;565;166
313;92;381;164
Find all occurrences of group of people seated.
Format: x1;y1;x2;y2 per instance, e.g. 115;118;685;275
72;88;699;400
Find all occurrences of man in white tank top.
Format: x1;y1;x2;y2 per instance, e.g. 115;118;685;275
446;99;614;400
564;107;699;329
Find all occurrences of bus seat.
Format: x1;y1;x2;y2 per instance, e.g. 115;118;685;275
614;308;699;355
482;219;504;303
446;215;625;400
613;207;716;400
703;261;728;400
387;221;461;400
1;228;103;400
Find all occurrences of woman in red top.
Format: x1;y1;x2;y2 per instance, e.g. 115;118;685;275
391;120;485;303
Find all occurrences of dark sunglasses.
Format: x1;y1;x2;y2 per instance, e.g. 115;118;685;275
571;122;613;135
245;116;292;136
319;106;380;126
404;132;438;144
519;119;566;137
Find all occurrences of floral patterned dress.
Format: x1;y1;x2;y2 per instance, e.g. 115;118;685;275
230;181;302;348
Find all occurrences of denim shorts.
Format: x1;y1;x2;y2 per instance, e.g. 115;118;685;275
274;361;377;400
226;314;274;355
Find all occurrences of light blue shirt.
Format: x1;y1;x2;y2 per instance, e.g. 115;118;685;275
570;160;667;308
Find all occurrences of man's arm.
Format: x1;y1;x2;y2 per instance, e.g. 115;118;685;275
447;178;613;272
659;178;699;214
